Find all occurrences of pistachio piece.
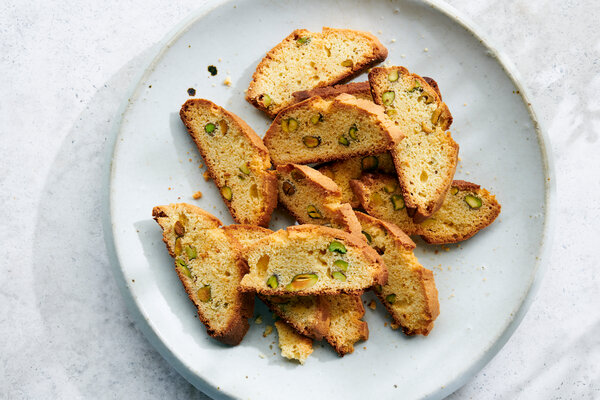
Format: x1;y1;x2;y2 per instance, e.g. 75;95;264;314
286;273;318;291
385;109;398;117
174;220;185;237
218;119;228;135
221;186;233;201
383;182;397;193
361;230;372;244
388;70;399;82
310;113;324;124
282;181;295;196
291;169;305;181
184;245;197;260
307;205;322;219
204;123;216;135
281;118;289;132
302;136;321;148
338;135;350;146
382;91;395;106
347;124;358;140
418;93;434;104
408;80;422;92
371;192;383;206
261;94;272;107
267;275;279;289
386;294;397;304
431;107;442;125
328;241;347;254
361;155;379;171
333;259;349;272
287;118;299;132
176;258;192;278
341;59;353;67
465;195;483;209
239;164;251;175
174;237;183;256
296;36;311;45
450;186;459;195
332;271;347;282
421;121;433;133
374;284;383;294
391;194;405;210
197;285;211;302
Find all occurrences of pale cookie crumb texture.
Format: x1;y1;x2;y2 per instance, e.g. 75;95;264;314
275;321;313;364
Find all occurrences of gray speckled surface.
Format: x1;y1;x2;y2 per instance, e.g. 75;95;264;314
1;0;598;398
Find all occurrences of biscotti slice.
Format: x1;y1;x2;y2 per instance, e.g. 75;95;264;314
264;94;403;165
351;174;501;244
369;66;458;222
261;295;330;340
180;99;277;227
275;320;314;364
276;163;361;235
356;212;439;335
292;81;372;104
223;224;273;251
152;204;253;345
322;294;369;355
246;27;387;117
240;224;387;295
317;153;396;208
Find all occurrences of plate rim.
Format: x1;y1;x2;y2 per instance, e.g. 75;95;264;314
102;1;556;398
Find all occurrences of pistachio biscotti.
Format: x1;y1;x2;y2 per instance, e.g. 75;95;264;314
369;66;458;222
351;174;501;244
356;212;439;335
246;27;387;117
239;225;387;296
264;94;403;165
152;204;254;345
292;81;372;104
180;99;277;227
276;163;361;235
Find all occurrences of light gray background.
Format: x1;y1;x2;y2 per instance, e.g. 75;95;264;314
1;0;598;399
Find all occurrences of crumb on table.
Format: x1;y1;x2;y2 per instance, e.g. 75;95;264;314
203;171;211;181
192;191;203;200
368;300;376;310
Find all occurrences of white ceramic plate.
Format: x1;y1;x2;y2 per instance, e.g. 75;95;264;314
105;0;555;398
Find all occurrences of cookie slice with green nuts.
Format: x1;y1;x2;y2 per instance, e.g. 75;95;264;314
152;203;254;345
351;174;501;244
264;93;403;165
369;66;458;223
275;164;363;236
180;98;277;227
239;224;387;296
355;211;440;336
246;27;387;118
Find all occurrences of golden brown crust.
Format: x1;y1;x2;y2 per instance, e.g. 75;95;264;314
179;99;278;227
259;295;331;341
152;205;252;345
277;164;342;197
291;82;372;104
422;77;442;101
247;28;387;118
354;211;415;250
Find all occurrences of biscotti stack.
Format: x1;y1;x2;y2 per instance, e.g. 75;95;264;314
151;26;502;365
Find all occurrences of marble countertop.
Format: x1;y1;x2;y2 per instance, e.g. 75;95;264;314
1;0;598;398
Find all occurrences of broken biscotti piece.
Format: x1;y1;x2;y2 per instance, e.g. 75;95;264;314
317;153;396;208
276;163;361;235
356;212;439;335
369;66;458;222
351;174;501;244
291;81;372;105
322;294;369;355
239;224;387;295
246;27;387;117
152;204;253;345
275;320;314;364
180;99;277;227
264;94;403;165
